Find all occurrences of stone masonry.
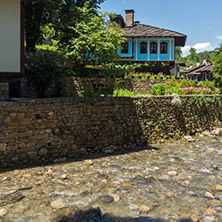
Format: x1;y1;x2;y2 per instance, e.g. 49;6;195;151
18;78;166;98
0;82;9;101
0;95;221;167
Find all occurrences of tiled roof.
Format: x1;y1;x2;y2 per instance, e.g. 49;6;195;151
122;24;187;46
186;65;213;76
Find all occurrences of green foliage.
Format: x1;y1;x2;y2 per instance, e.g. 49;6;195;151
175;46;182;61
212;44;222;87
151;79;220;95
64;3;125;73
198;50;212;61
186;47;200;66
197;80;218;91
25;50;71;97
113;88;144;97
25;0;59;51
151;83;166;95
25;0;106;51
78;88;101;97
106;61;171;71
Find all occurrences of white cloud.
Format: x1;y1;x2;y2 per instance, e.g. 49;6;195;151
121;1;127;4
208;27;212;31
194;42;214;52
181;45;191;57
216;36;222;40
181;42;214;57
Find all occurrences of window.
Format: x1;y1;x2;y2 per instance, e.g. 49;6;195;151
140;42;147;54
150;42;157;54
121;42;129;54
160;42;168;54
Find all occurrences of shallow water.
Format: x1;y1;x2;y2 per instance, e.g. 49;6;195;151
1;136;222;221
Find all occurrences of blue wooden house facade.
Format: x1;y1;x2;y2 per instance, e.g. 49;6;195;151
114;10;187;75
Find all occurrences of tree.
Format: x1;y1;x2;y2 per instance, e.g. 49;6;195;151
212;44;222;87
25;0;106;51
64;3;125;73
25;0;59;52
198;50;212;61
175;46;182;61
186;47;200;66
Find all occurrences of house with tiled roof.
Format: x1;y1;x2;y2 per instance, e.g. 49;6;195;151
113;10;187;75
182;59;213;81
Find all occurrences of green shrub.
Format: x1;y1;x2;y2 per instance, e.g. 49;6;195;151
25;50;71;97
78;88;101;97
197;80;219;92
151;83;166;95
151;79;220;95
113;88;144;97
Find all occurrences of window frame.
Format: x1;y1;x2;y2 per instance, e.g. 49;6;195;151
150;41;157;54
140;41;147;54
160;41;168;54
121;42;129;54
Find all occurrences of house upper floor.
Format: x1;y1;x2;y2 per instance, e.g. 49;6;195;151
114;10;187;62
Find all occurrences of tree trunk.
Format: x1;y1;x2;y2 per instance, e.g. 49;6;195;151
26;38;36;52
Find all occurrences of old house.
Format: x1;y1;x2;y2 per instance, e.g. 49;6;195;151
114;10;187;75
0;0;29;100
183;59;213;81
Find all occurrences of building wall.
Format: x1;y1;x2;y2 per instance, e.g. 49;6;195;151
0;82;9;100
0;0;20;73
119;37;175;61
0;95;221;167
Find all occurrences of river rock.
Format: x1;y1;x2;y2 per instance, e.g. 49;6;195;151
0;208;7;217
202;131;212;136
50;200;65;210
100;195;114;203
203;216;215;222
210;199;221;207
205;192;214;199
184;136;195;142
54;157;66;163
213;184;222;191
84;159;93;165
168;171;177;176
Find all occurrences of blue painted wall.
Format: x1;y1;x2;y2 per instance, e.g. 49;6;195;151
119;37;175;61
118;39;133;57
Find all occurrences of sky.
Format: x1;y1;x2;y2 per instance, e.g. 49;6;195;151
100;0;222;57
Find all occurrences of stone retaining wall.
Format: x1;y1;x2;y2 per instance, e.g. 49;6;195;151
14;78;166;98
0;82;9;101
0;95;221;167
64;78;165;96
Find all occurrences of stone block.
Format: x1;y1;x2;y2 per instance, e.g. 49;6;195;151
39;148;48;156
27;151;38;158
0;143;7;152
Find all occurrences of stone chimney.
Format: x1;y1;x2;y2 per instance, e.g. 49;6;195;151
125;9;135;27
134;21;140;25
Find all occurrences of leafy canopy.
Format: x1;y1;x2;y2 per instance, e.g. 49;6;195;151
64;3;125;71
212;43;222;87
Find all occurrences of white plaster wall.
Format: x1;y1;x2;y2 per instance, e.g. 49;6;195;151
0;0;20;72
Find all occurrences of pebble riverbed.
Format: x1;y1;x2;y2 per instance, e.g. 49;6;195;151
1;134;222;222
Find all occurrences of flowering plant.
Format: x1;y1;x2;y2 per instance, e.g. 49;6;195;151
179;87;214;94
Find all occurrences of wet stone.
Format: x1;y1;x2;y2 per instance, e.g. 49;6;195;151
203;216;215;222
1;136;222;221
0;208;7;217
100;195;114;203
0;191;25;205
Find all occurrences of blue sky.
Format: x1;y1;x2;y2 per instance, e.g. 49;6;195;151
100;0;222;56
